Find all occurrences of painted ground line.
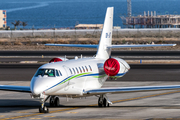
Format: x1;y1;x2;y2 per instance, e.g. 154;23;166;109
1;90;180;120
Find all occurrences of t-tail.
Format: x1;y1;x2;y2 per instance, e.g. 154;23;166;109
95;7;113;59
45;7;176;57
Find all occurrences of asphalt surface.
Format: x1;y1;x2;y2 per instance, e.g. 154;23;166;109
1;62;180;119
1;51;180;56
0;64;180;81
1;81;180;119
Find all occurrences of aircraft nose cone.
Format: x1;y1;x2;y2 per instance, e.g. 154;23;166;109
30;77;44;95
31;86;41;95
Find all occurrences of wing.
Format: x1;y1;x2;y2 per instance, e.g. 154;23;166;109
84;85;180;95
0;85;31;93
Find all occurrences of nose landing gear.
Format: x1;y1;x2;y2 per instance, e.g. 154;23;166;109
38;96;60;113
39;96;50;113
39;104;49;113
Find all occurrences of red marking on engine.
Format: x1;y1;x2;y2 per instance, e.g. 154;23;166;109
104;58;120;76
49;58;62;63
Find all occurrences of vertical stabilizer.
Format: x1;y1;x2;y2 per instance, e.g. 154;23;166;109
96;7;114;59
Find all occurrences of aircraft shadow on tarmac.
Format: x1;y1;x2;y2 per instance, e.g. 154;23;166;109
0;99;180;113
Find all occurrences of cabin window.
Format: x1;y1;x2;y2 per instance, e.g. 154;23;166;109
89;65;92;71
69;68;73;74
72;68;76;74
82;66;85;72
85;66;88;71
35;69;55;77
76;67;79;73
79;67;82;73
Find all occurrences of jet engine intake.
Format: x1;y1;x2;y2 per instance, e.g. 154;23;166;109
49;58;63;63
103;58;120;76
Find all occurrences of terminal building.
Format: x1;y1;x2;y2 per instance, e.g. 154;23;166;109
0;10;6;29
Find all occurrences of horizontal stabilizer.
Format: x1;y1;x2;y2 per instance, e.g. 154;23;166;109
0;85;31;93
45;44;176;49
107;44;176;48
45;44;98;48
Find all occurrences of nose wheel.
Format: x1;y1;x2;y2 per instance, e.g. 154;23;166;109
38;95;50;113
39;106;49;113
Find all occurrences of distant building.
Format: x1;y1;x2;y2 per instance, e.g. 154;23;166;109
0;10;6;29
121;11;180;28
75;24;103;29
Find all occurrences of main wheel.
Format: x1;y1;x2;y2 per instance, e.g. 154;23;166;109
49;96;55;106
54;97;60;107
98;97;103;107
103;98;108;107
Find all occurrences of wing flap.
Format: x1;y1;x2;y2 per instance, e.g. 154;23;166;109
0;85;31;93
84;85;180;95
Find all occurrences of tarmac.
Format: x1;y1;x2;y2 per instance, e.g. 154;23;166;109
1;81;180;120
1;51;180;119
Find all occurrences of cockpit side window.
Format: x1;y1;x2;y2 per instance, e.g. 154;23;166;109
35;69;44;77
56;70;60;77
35;69;55;77
59;70;62;76
44;69;55;77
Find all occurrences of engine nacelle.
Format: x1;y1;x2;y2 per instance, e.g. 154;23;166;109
103;58;120;76
103;58;130;77
49;57;68;63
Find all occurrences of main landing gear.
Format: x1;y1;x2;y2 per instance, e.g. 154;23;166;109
98;94;112;107
49;96;60;107
39;96;60;113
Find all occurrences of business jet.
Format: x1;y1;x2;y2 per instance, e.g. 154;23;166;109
0;7;180;113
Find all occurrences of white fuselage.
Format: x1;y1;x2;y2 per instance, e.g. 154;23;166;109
30;57;130;96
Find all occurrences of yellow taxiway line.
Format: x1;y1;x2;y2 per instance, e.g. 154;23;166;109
1;90;180;120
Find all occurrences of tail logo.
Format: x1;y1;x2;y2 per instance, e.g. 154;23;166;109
106;32;111;38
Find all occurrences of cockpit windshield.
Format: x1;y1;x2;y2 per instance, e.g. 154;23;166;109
35;69;55;77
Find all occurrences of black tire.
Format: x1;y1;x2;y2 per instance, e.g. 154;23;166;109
103;98;107;107
49;97;54;106
54;97;60;107
39;107;43;113
39;106;49;113
44;106;49;113
98;97;103;107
